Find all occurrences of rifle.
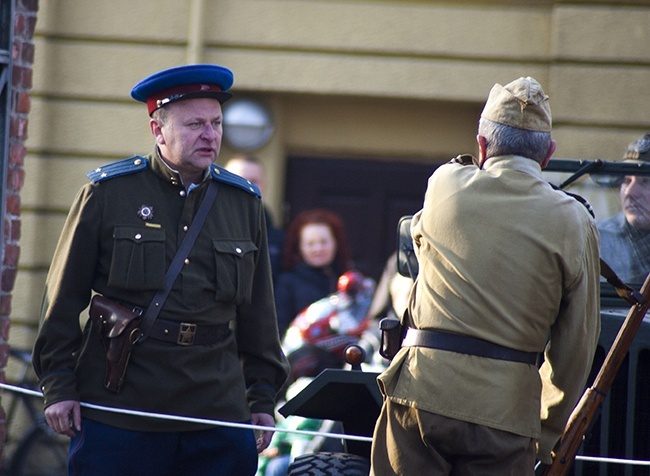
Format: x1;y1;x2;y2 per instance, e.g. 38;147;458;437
542;272;650;476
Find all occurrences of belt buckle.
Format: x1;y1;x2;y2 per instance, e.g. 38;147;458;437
177;323;197;346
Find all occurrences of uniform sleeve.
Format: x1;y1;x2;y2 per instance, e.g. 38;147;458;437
537;220;601;463
236;202;290;415
32;184;101;407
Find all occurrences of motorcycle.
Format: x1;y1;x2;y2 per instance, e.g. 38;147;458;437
257;271;378;476
281;270;378;385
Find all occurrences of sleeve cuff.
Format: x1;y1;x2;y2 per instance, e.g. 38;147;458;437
39;370;79;408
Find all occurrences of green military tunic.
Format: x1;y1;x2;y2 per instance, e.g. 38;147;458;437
33;148;290;431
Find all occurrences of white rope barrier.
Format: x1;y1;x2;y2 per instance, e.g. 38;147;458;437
3;383;650;467
0;383;373;443
575;455;650;466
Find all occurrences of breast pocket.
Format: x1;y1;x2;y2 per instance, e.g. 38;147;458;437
108;226;166;290
213;240;257;305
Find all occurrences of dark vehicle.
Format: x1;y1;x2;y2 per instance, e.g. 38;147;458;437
538;159;650;476
279;345;381;476
278;158;650;476
275;271;382;476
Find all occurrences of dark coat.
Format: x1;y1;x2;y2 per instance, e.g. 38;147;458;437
274;262;340;338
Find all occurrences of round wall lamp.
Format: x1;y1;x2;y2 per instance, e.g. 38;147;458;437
223;98;274;151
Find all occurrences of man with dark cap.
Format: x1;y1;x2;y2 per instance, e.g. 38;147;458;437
370;77;600;475
32;64;289;475
598;134;650;284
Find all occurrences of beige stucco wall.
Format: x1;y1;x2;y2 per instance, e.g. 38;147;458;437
11;0;650;346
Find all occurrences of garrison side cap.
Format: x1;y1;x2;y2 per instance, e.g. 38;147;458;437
210;164;261;198
130;64;234;116
86;156;148;183
623;133;650;163
481;76;551;132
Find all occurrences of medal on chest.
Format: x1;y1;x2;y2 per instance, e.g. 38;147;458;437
137;204;154;221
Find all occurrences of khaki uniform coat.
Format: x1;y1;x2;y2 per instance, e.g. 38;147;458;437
378;155;600;462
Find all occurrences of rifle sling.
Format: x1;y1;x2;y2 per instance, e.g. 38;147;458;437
600;258;645;306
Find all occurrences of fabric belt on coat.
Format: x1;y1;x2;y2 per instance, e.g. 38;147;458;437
402;328;538;365
147;318;230;346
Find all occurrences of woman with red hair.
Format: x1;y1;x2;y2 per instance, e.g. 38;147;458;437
274;209;352;338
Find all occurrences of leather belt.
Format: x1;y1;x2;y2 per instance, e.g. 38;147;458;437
402;328;538;365
147;318;230;346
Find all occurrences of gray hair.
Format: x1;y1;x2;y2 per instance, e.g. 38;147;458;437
151;106;170;125
478;118;552;163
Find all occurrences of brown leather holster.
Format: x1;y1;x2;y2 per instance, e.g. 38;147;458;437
89;295;143;393
379;316;406;361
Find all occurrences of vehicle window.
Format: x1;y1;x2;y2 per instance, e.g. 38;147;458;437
544;160;650;292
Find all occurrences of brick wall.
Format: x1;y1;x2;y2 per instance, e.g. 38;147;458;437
1;0;39;465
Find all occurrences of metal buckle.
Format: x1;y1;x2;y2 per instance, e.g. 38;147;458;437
177;323;197;346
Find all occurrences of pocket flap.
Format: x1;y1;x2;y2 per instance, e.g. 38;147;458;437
212;240;257;257
113;226;165;243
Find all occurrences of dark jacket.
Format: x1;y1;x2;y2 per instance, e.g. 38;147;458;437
264;208;284;284
274;262;340;338
33;148;290;432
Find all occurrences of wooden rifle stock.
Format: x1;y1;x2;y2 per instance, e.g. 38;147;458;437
543;272;650;476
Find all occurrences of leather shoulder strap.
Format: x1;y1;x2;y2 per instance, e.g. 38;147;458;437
138;181;220;341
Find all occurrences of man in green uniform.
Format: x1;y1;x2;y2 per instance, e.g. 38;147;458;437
32;64;290;475
370;77;600;475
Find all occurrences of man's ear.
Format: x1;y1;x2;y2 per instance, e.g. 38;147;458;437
540;140;557;169
150;118;165;145
477;135;488;167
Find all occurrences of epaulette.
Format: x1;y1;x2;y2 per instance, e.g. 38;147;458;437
86;156;148;183
210;164;261;198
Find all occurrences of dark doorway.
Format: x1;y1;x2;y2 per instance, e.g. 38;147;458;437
283;156;437;282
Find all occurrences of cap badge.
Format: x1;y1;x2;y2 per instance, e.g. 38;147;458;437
137;205;154;221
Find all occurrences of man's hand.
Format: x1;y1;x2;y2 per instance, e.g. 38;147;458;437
251;412;276;452
44;400;81;437
450;154;478;166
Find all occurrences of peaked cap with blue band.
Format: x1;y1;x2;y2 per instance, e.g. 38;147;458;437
87;64;259;197
131;64;234;116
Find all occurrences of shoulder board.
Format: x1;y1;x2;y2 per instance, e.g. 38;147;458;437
210;164;261;198
86;156;148;183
